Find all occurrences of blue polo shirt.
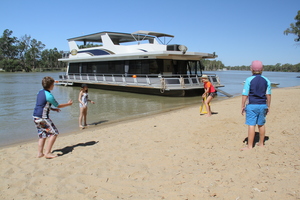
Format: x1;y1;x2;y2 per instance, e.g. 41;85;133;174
33;89;59;118
242;74;271;104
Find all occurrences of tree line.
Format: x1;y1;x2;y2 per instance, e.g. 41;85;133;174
202;60;300;72
227;63;300;72
1;28;299;73
0;29;66;72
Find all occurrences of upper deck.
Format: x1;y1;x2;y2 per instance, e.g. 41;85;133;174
59;31;217;62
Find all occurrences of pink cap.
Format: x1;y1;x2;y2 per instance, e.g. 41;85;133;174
251;60;263;71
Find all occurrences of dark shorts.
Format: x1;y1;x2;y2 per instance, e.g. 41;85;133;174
33;117;59;138
208;92;217;98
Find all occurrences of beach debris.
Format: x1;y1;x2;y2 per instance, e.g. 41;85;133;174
281;130;293;135
253;188;261;192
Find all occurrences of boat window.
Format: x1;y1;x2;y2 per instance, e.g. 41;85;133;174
69;63;80;73
67;59;202;76
108;61;123;74
187;61;202;75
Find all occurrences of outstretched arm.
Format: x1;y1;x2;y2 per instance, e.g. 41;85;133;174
88;99;95;104
57;100;73;108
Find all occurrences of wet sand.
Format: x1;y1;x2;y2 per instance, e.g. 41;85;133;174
0;86;299;199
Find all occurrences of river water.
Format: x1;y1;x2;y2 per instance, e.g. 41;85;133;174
0;71;299;147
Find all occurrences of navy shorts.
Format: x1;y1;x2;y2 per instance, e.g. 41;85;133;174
245;104;268;126
208;92;217;98
33;117;59;138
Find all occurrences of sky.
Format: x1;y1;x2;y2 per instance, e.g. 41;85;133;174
0;0;299;67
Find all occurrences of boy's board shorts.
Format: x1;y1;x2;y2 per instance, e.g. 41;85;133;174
245;104;268;126
33;117;59;138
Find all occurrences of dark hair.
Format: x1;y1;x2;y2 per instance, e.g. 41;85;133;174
81;84;88;93
42;76;54;89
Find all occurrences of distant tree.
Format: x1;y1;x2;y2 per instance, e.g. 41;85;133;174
284;10;300;42
228;63;300;72
0;29;66;72
40;48;66;69
78;43;101;49
0;29;20;71
0;29;19;59
202;59;225;71
18;34;32;72
24;39;45;70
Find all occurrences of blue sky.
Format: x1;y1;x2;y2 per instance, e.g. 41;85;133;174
0;0;299;66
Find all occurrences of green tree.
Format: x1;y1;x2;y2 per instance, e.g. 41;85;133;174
24;39;45;70
40;48;66;70
0;29;19;71
284;10;300;42
18;34;32;72
0;29;66;72
202;59;225;71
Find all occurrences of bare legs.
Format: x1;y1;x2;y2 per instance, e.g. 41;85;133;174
38;135;58;158
204;96;213;117
241;125;265;151
38;138;46;158
79;106;88;128
257;125;265;147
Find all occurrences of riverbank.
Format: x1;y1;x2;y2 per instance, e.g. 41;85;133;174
0;86;299;199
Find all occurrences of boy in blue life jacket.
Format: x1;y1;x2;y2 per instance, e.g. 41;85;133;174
241;60;271;151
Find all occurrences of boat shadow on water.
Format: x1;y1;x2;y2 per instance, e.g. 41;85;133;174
52;141;99;156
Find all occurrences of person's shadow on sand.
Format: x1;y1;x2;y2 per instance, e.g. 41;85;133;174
52;141;98;156
200;112;218;116
88;120;108;126
243;132;269;147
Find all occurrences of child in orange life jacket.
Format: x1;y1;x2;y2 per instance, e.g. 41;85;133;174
201;75;217;117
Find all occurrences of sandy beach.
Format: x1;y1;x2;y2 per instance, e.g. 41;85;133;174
0;86;299;199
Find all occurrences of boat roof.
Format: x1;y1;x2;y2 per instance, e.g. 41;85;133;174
132;30;174;38
67;31;174;44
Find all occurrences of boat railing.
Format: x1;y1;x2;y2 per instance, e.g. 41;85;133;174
59;73;222;89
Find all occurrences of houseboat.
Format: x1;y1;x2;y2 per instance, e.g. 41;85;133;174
57;31;223;97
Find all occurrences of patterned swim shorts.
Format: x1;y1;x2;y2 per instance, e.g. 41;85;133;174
33;117;59;138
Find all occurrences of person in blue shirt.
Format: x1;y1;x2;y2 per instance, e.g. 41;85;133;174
241;60;271;151
33;76;73;158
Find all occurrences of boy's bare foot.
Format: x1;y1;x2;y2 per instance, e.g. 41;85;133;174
45;153;58;159
240;146;252;151
257;144;264;148
79;126;85;130
37;153;44;158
